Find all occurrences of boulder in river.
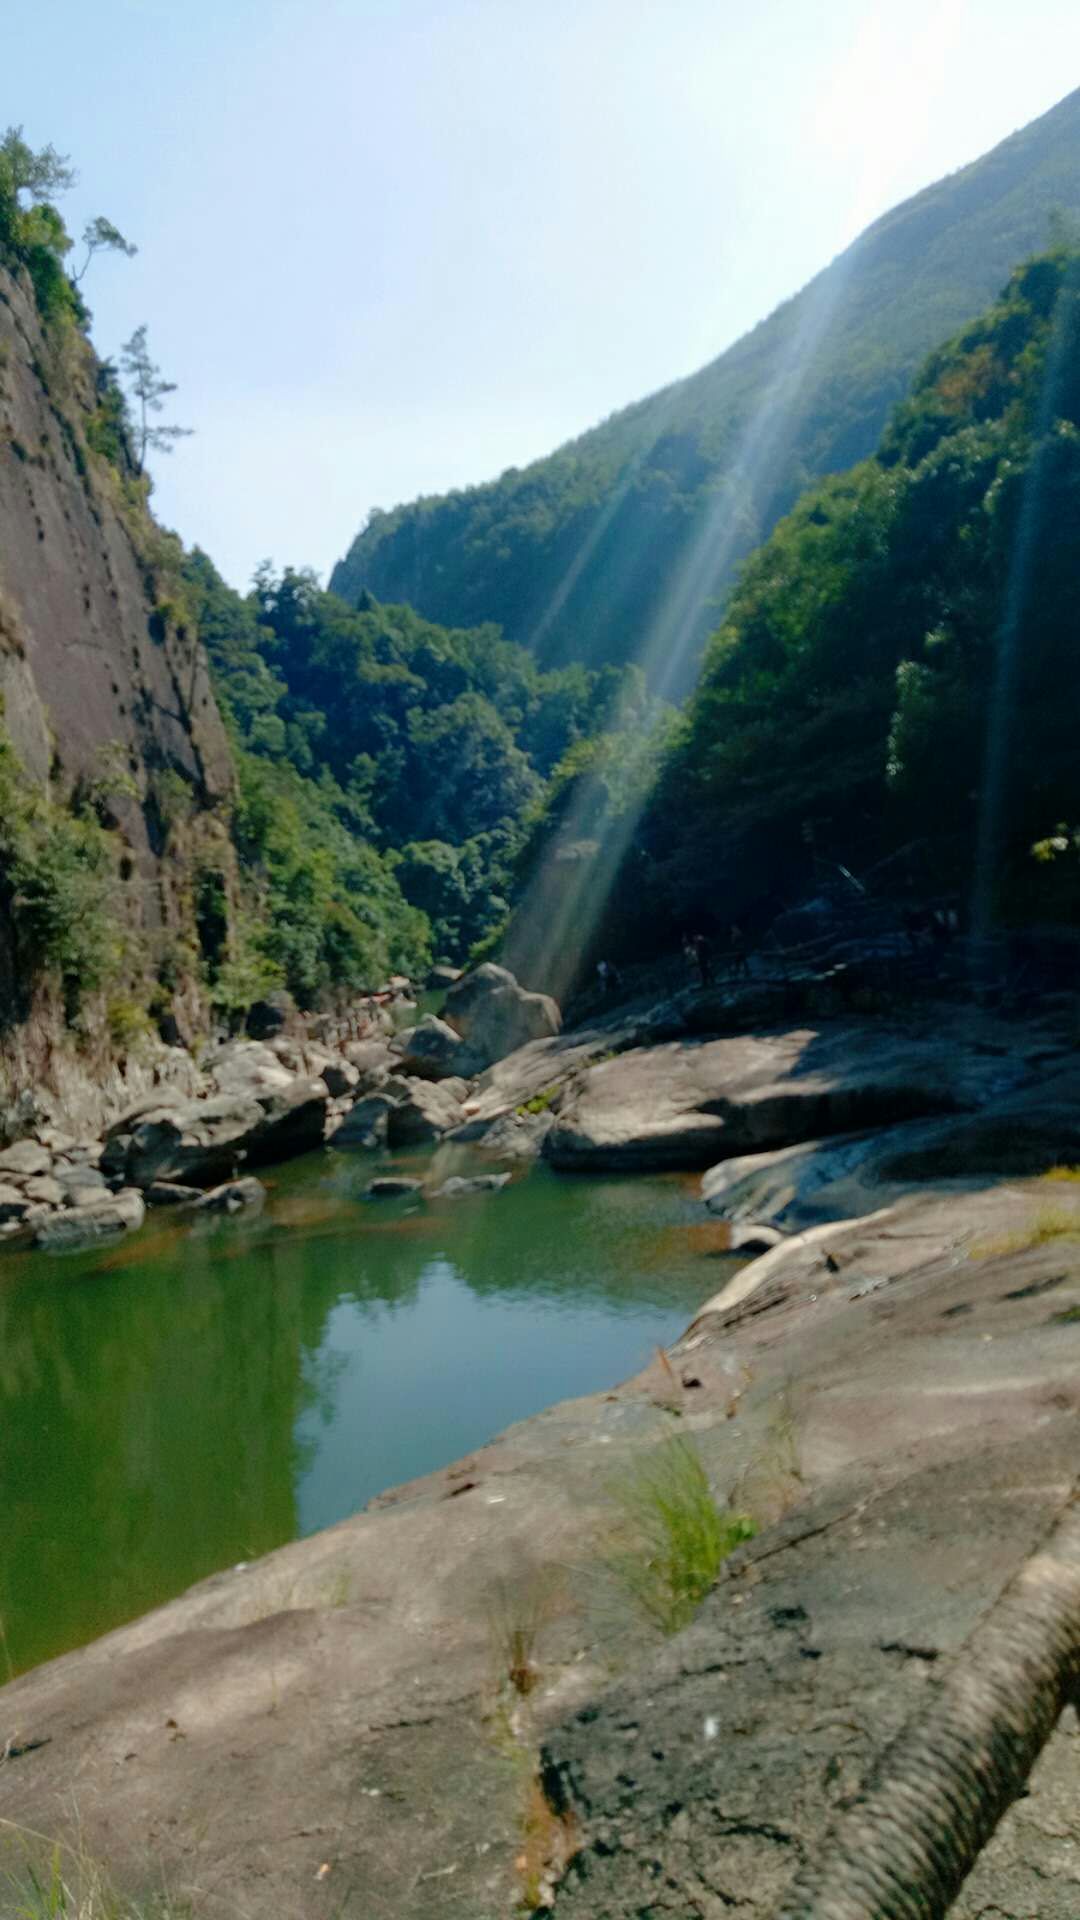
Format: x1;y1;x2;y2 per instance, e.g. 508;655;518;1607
394;1015;465;1081
332;1093;397;1148
146;1181;203;1208
196;1177;267;1215
444;963;561;1074
366;1177;424;1199
434;1173;512;1198
32;1188;145;1250
386;1078;466;1146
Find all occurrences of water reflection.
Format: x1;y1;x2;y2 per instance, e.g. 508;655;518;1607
0;1151;730;1675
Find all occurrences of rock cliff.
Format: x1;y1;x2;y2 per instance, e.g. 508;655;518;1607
0;260;235;1121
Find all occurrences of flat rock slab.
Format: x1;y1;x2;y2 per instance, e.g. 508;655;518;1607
544;1019;1019;1171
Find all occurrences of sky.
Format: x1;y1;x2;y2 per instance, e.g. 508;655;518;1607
7;0;1080;590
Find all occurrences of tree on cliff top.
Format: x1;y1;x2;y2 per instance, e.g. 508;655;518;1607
120;324;192;472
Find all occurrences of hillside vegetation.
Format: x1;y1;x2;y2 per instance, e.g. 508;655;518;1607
332;87;1080;692
509;248;1080;972
191;556;654;976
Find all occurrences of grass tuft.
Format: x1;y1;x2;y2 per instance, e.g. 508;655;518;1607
606;1436;754;1635
971;1206;1080;1260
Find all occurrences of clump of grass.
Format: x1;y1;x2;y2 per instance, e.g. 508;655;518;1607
972;1206;1080;1259
607;1436;754;1635
0;1824;185;1920
1041;1165;1080;1184
486;1566;566;1698
515;1085;560;1118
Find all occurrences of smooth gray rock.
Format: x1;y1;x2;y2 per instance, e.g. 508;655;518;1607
445;965;562;1076
394;1015;464;1081
32;1189;145;1249
0;1140;51;1179
386;1079;465;1146
342;1039;396;1088
21;1174;65;1207
195;1177;266;1215
434;1173;512;1198
146;1181;203;1208
125;1094;263;1188
332;1094;397;1149
58;1165;109;1204
545;1026;968;1172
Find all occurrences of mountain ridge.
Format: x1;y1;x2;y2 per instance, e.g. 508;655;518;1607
332;84;1080;690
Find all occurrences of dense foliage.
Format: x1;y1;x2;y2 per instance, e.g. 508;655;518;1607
188;554;653;970
332;87;1080;691
561;249;1080;952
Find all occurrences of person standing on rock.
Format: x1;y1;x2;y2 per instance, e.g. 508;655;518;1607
597;959;621;998
688;932;713;988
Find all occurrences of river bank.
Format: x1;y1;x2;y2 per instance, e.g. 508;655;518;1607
2;971;1080;1915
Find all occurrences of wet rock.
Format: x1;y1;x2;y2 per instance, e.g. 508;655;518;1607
146;1181;203;1208
195;1177;266;1215
0;1139;52;1179
365;1177;424;1199
394;1015;465;1081
32;1188;145;1249
434;1173;512;1198
332;1093;397;1148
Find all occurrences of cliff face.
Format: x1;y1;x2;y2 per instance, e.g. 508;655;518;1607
0;262;237;1119
0;263;231;864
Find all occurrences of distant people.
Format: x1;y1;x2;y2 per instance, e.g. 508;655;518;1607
728;923;750;979
685;932;713;988
597;958;621;998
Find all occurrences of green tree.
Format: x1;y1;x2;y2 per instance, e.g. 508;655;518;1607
120;324;192;471
72;215;137;285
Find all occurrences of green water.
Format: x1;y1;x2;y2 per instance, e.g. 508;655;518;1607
0;1143;735;1678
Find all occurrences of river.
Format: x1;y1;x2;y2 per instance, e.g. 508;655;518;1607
0;1139;738;1678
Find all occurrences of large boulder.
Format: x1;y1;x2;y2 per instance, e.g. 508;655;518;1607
246;1076;330;1165
385;1078;466;1146
545;1024;970;1172
0;1139;52;1179
120;1074;330;1188
444;964;561;1075
332;1093;397;1149
32;1188;145;1250
343;1039;396;1089
394;1016;465;1081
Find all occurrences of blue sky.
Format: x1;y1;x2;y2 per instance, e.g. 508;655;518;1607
7;0;1080;589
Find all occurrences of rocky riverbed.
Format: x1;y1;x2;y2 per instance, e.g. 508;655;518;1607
2;968;1080;1916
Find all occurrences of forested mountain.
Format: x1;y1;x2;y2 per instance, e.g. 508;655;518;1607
190;557;653;972
508;248;1080;976
332;87;1080;694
